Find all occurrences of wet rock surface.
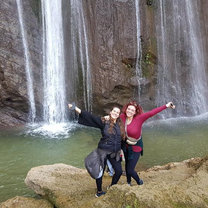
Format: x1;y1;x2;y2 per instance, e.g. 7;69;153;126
85;0;156;114
0;0;42;126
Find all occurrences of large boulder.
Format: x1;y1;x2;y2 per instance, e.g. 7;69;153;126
103;157;208;208
24;157;208;208
25;163;97;208
0;196;53;208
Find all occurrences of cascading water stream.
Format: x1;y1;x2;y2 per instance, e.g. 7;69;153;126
135;0;143;99
70;0;92;111
16;0;36;122
155;0;208;118
41;0;67;124
26;0;90;137
184;0;208;114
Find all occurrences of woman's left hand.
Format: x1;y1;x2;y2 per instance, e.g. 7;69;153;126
104;115;110;120
166;102;176;109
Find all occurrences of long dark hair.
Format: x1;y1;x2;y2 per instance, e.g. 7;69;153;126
122;101;143;117
101;108;125;141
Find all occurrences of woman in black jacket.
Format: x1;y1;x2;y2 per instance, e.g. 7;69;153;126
68;104;125;197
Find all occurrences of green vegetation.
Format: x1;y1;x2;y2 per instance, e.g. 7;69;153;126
141;50;156;78
144;52;152;66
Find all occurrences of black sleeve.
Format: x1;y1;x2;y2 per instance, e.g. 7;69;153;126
78;111;104;129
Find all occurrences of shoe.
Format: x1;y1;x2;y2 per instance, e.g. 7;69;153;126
122;171;126;176
95;191;106;198
108;171;114;177
127;182;131;186
138;179;143;185
107;185;112;190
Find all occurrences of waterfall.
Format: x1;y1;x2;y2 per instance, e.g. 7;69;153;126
41;0;67;123
16;0;36;122
135;0;143;99
70;0;92;111
184;0;208;114
155;0;208;118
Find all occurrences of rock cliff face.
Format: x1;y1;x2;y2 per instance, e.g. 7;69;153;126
0;0;42;126
0;0;156;126
85;0;156;113
17;156;208;208
1;0;208;125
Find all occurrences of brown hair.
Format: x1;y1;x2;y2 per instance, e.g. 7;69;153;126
101;108;125;141
122;101;143;116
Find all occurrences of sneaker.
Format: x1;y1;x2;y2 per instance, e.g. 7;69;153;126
108;171;114;177
107;185;111;190
138;179;143;185
127;182;132;186
122;171;126;176
95;191;106;198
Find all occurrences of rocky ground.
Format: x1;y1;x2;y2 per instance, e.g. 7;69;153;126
1;156;208;208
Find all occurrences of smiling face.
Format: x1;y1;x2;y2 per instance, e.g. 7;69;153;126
126;105;136;118
110;107;121;120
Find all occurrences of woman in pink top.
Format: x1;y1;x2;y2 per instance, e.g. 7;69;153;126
120;101;175;186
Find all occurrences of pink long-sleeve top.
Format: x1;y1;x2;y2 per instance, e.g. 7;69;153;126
120;105;167;152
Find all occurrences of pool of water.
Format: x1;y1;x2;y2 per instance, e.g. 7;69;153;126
0;115;208;202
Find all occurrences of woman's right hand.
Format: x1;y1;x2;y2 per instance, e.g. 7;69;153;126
68;103;81;114
68;104;73;109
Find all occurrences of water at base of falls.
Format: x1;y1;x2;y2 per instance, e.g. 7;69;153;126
25;122;78;139
0;115;208;203
145;112;208;127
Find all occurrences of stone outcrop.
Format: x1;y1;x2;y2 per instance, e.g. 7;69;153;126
0;196;53;208
24;164;96;208
23;156;208;208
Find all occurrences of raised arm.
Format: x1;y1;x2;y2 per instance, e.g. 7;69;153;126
139;102;175;122
68;103;104;129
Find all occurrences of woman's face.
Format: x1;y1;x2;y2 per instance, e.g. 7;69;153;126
110;107;120;120
126;105;136;118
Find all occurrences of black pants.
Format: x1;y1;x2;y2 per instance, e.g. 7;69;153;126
124;150;141;184
96;155;122;192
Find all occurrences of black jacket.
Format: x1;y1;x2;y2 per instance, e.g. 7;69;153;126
84;148;108;179
78;111;122;153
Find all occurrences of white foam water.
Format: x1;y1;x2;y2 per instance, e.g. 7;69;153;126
25;122;78;139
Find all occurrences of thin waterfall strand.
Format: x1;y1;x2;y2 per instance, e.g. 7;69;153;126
135;0;142;99
70;0;92;111
16;0;36;122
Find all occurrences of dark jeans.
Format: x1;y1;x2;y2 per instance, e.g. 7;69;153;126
96;155;122;192
124;150;141;184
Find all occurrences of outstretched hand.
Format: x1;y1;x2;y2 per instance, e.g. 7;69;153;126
166;102;176;109
68;103;81;114
68;104;72;109
68;102;76;110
